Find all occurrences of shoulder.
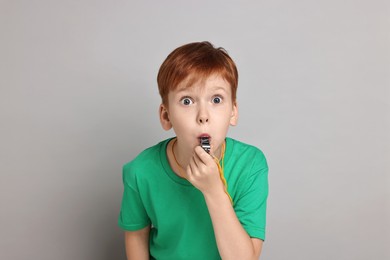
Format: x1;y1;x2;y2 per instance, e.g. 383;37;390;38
122;139;170;184
226;138;265;155
226;138;268;172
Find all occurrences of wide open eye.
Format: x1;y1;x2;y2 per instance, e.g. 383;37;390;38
180;97;193;106
212;96;222;104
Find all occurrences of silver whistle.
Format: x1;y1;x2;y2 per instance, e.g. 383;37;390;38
200;137;211;154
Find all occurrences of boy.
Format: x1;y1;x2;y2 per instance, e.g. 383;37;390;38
118;41;269;260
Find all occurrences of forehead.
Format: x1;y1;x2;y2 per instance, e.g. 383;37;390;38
175;73;231;93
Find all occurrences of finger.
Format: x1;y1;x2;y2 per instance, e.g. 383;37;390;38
192;150;203;168
193;149;215;177
188;156;199;178
195;146;214;165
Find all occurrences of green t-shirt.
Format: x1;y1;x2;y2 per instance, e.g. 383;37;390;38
118;137;269;260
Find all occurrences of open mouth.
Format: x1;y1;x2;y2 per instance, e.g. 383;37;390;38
198;133;210;139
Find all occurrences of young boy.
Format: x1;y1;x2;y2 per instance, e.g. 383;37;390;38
118;41;269;260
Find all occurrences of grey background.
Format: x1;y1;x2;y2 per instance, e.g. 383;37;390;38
1;0;389;259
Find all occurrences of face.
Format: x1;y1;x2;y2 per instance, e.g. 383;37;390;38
159;74;238;156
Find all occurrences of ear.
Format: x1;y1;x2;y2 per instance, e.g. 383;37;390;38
230;101;238;126
159;104;172;130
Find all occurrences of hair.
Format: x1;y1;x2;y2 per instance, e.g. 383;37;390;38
157;41;238;105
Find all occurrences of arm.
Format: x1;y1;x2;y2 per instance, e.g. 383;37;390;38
187;147;264;260
124;225;150;260
203;188;263;260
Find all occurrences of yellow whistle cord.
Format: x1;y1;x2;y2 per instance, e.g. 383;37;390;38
213;142;233;205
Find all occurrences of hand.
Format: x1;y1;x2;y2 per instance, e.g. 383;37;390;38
186;146;225;195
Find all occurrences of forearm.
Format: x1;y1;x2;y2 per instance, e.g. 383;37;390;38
124;226;150;260
203;188;261;260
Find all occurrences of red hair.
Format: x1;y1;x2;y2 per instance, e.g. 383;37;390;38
157;41;238;105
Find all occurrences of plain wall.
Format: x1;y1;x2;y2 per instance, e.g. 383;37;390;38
0;0;389;259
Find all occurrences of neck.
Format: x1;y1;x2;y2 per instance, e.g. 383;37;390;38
169;138;189;178
171;138;190;172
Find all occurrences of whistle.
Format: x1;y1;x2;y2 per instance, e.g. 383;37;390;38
200;137;211;154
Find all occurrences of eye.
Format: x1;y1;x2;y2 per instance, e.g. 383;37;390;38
212;96;222;104
180;97;193;106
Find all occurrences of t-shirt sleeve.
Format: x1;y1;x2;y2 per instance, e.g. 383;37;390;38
118;163;151;231
234;150;269;241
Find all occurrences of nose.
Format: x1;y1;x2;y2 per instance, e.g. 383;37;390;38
199;117;209;124
197;105;209;124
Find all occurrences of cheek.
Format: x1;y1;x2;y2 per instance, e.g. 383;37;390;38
216;110;233;125
171;108;197;125
170;114;192;135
